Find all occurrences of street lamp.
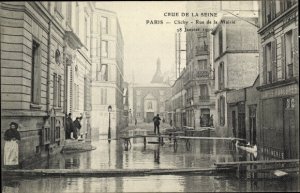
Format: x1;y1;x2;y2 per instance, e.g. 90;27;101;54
108;105;112;141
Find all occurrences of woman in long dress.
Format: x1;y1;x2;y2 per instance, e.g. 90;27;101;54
4;122;21;169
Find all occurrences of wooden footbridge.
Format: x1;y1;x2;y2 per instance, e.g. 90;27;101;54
119;133;246;151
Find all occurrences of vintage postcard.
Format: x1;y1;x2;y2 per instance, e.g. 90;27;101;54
1;1;299;192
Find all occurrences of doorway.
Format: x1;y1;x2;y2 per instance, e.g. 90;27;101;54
283;97;296;159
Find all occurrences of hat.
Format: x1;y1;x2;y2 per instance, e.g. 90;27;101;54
10;122;18;129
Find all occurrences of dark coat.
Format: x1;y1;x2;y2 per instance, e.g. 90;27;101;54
73;119;81;130
4;128;21;141
153;116;161;125
66;117;74;132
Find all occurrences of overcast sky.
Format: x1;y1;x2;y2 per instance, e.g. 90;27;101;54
96;1;187;83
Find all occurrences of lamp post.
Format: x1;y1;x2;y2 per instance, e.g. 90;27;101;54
108;105;112;141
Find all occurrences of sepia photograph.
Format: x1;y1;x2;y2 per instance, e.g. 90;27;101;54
1;1;299;192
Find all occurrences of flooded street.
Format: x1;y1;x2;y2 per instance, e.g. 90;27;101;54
2;135;299;192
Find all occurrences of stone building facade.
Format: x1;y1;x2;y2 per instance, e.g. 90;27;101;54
0;2;95;165
212;2;260;137
257;0;298;159
90;8;125;139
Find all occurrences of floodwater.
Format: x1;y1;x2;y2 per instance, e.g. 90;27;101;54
2;134;299;192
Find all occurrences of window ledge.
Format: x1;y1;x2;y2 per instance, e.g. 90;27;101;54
30;103;42;109
257;77;298;91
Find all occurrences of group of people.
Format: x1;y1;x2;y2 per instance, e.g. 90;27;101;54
66;113;82;140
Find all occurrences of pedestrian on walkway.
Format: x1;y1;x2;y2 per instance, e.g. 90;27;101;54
73;117;82;139
66;113;74;139
4;122;21;169
153;114;161;135
135;118;137;126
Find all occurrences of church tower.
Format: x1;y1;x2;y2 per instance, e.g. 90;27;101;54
151;58;164;83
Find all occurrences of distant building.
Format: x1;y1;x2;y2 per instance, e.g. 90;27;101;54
90;8;125;139
257;0;298;159
130;59;171;123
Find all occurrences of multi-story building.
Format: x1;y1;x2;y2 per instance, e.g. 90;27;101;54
65;2;94;142
0;2;95;166
130;59;171;123
169;72;186;128
90;8;125;139
212;1;259;137
257;0;298;159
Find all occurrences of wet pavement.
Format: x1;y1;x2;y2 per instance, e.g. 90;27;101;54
2;133;299;192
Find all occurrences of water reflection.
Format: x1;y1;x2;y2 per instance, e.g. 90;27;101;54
3;136;299;192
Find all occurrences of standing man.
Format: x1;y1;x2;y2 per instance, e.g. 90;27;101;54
65;113;74;139
153;114;161;135
73;117;82;140
4;122;21;169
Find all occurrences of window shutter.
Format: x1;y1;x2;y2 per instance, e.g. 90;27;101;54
281;35;286;79
263;45;267;84
271;40;277;81
293;29;298;77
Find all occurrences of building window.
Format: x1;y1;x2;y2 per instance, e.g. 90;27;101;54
218;28;223;56
66;2;72;25
285;30;293;79
57;75;61;107
84;17;88;45
101;16;108;34
53;73;57;107
199;84;209;100
31;40;41;104
218;62;224;90
74;83;79;110
100;64;108;81
219;96;225;126
263;41;277;84
102;40;108;58
197;60;208;70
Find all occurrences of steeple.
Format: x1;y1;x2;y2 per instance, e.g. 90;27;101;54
151;58;164;83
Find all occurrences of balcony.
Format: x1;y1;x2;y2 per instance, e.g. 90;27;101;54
194;70;210;79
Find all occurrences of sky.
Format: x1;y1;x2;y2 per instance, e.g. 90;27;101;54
96;1;187;83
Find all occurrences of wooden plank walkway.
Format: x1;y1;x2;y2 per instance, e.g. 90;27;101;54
215;159;300;167
2;167;234;178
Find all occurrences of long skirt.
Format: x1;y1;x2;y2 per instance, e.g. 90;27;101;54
4;140;19;166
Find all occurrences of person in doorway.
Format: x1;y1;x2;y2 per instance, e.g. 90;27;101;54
135;118;137;126
170;119;173;127
153;114;161;135
4;122;21;169
73;117;82;140
66;113;74;139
